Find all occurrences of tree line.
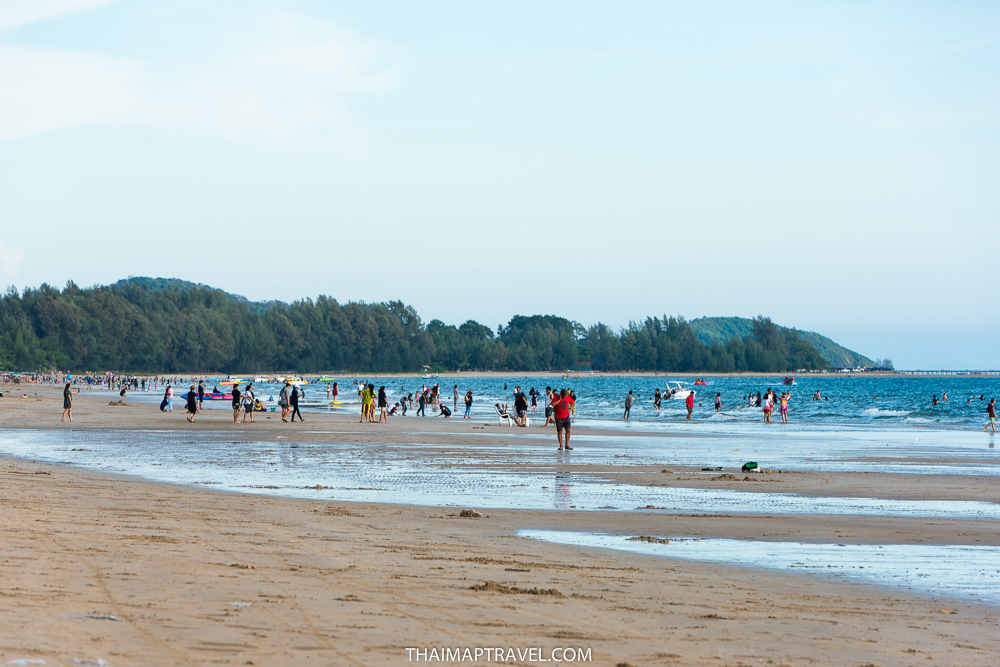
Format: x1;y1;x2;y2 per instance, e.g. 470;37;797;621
0;280;827;373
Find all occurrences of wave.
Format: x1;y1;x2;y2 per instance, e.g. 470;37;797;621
904;417;934;424
862;408;912;418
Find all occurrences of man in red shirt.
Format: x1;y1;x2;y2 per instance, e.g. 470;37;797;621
551;388;575;450
685;391;695;420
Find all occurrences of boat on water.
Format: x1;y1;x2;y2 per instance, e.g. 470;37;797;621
665;381;695;400
318;376;339;382
280;376;309;386
782;377;796;385
694;378;707;386
219;376;243;386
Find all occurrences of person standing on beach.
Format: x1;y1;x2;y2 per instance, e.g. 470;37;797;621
197;381;205;411
332;382;339;403
464;390;473;418
763;391;773;423
378;386;388;423
290;385;304;422
416;390;426;417
186;385;198;423
513;386;528;426
623;391;633;421
551;389;574;450
231;384;242;423
453;384;459;410
543;387;555;427
685;391;695;420
985;398;997;433
61;382;73;422
714;393;722;412
242;384;256;423
279;381;290;422
779;391;790;424
359;384;372;422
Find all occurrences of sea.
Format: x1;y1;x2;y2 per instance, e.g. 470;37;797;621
184;373;998;430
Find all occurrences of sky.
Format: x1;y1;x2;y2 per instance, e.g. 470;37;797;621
0;1;998;369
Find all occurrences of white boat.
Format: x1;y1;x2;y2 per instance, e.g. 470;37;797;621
665;381;695;400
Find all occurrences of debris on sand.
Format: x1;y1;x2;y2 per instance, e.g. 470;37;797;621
628;536;669;545
711;473;738;481
469;581;563;596
459;509;483;518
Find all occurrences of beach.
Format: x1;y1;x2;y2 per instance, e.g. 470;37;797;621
1;386;999;666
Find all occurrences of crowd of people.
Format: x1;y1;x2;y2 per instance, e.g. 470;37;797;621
17;373;1000;442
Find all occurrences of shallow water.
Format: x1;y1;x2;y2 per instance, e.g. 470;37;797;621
520;529;1000;606
1;430;997;518
113;374;1000;430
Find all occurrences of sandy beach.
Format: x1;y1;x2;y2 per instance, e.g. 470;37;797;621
1;386;998;666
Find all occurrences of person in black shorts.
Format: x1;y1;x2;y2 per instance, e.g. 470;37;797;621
513;386;528;426
551;388;575;450
197;381;205;410
231;384;242;423
186;384;198;422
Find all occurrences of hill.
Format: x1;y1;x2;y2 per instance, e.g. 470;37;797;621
689;317;873;369
0;277;862;373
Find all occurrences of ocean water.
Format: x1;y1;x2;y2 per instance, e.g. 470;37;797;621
520;530;1000;606
131;375;1000;429
0;427;996;517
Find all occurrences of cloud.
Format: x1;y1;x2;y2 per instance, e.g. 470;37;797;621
0;237;25;278
0;10;400;152
0;45;144;142
0;0;120;33
142;14;400;152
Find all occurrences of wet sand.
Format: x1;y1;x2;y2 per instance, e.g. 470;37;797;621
1;386;998;665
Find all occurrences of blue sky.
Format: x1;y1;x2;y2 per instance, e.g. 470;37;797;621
1;1;998;368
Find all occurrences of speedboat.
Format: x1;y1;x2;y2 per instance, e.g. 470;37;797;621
280;376;309;386
782;377;796;385
665;381;695;400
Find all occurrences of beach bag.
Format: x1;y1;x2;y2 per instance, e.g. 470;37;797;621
741;461;758;472
159;398;168;412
